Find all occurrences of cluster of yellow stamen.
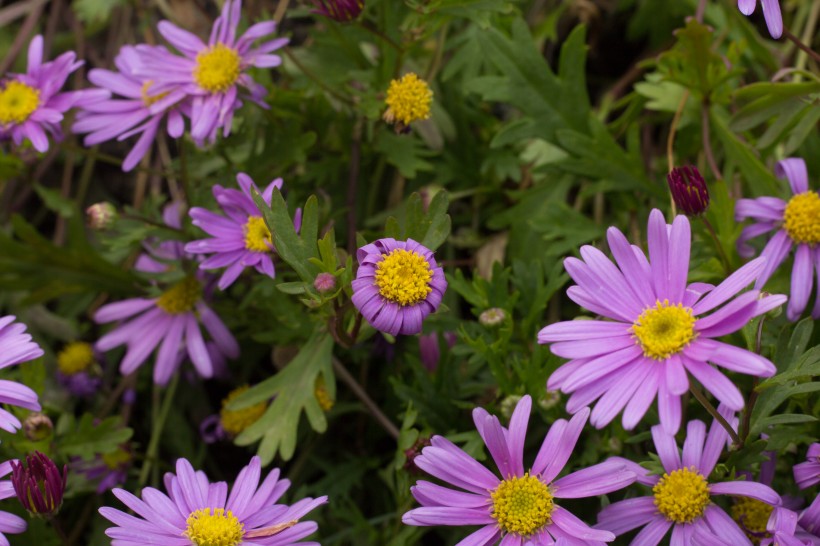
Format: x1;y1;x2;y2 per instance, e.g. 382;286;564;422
652;467;710;524
731;497;773;543
490;473;554;537
193;44;241;93
374;248;433;306
156;277;202;315
243;216;272;253
383;73;433;127
184;508;244;546
57;342;95;375
0;81;40;124
783;192;820;245
140;81;168;107
314;376;334;412
101;447;132;470
219;386;267;436
632;300;697;360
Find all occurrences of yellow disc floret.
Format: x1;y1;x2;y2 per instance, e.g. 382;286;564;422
57;342;95;375
783;192;820;245
193;44;241;93
490;473;554;537
314;376;334;412
632;300;697;360
185;508;244;546
219;386;267;436
156;277;202;315
0;81;40;125
244;216;272;253
731;497;773;543
383;73;433;127
653;467;710;524
374;248;433;306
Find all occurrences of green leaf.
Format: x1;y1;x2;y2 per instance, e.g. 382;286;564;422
233;332;334;463
33;185;76;218
373;132;435;179
58;414;133;461
710;108;779;196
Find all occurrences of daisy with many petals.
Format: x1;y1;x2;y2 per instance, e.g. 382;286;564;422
737;158;820;321
185;173;300;290
94;204;239;385
131;0;287;145
738;0;783;39
597;410;781;545
0;316;43;434
0;461;26;543
0;35;107;152
693;507;808;546
352;238;447;336
73;45;188;171
100;456;327;545
538;209;785;434
403;395;637;545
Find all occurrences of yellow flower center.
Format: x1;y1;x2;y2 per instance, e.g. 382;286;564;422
383;73;433;126
184;508;244;546
219;386;267;436
193;44;241;93
653;467;710;524
374;248;433;306
490;473;554;537
632;300;697;360
57;342;95;375
314;377;334;412
140;81;168;107
0;81;40;124
101;448;132;470
156;277;202;315
783;191;820;245
244;216;272;253
731;497;773;543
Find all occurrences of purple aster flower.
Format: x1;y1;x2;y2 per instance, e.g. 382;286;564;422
0;461;26;542
402;395;636;544
0;315;43;434
312;0;364;22
352;238;447;336
73;446;132;493
56;341;103;397
99;456;327;545
795;443;820;490
738;0;783;39
737;158;820;321
694;507;809;546
73;45;187;172
185;173;300;290
131;0;287;145
538;209;785;434
0;35;107;152
597;410;781;545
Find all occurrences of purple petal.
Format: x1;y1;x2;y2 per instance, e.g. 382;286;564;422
775;158;809;194
682;420;707;470
760;0;783;38
647;209;671;297
537;320;630;344
709;481;781;504
596;496;658;535
631;516;673;546
754;230;792;289
401;507;494;526
692;258;765;315
703;505;752;545
552;459;636;498
551;505;615;542
787;244;813;321
531;408;589;482
652;424;682;472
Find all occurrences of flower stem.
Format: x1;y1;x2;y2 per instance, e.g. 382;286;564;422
700;104;722;182
690;382;741;447
700;216;732;275
332;357;399;439
739;316;766;445
138;373;180;486
783;28;820;64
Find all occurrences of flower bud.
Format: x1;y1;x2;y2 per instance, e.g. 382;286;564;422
23;413;53;442
11;452;67;517
667;166;709;216
404;437;431;474
538;390;561;411
313;272;337;294
312;0;363;22
85;202;117;230
500;395;523;421
479;307;506;327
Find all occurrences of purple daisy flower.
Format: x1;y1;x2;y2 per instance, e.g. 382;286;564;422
738;0;783;39
403;395;637;544
73;445;132;493
99;456;327;545
185;173;300;290
131;0;287;145
597;410;781;545
0;461;26;543
537;209;785;434
73;45;187;172
352;238;447;336
794;443;820;490
0;315;43;434
693;507;808;546
0;35;107;152
736;158;820;321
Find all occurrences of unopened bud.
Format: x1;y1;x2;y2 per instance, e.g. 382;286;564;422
404;437;431;474
312;0;363;22
23;413;53;442
500;395;523;421
668;166;709;216
313;272;337;294
86;202;117;230
479;307;506;327
11;452;67;517
538;390;561;411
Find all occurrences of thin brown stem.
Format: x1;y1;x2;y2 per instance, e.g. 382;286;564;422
783;28;820;64
273;0;290;24
690;383;741;447
332;357;399;439
695;0;707;23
